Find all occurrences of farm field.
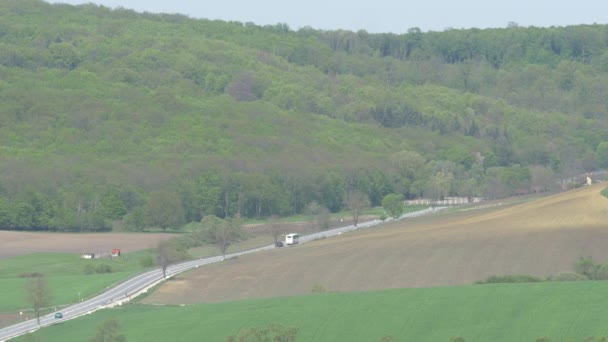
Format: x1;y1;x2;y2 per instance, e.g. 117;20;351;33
0;231;173;327
0;231;173;259
0;251;154;328
143;184;608;304
19;281;608;341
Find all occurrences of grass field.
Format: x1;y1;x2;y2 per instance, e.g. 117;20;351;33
19;281;608;341
0;252;151;315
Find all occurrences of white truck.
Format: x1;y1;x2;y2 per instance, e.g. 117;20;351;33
285;233;299;246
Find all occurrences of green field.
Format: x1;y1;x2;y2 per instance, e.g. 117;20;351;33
0;252;150;314
19;281;608;341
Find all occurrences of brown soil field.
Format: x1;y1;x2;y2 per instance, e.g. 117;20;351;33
142;183;608;305
0;231;174;259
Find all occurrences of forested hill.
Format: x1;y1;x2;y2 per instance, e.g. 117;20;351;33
0;0;607;231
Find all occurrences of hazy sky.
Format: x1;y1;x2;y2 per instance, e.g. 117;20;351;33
46;0;607;33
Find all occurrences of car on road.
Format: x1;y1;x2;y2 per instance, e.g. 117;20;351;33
54;312;63;319
275;241;284;247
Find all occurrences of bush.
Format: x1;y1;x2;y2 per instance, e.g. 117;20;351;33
595;264;608;280
575;256;600;279
83;264;96;275
547;272;588;282
18;272;43;278
140;254;154;268
601;187;608;199
95;264;112;274
475;274;543;284
226;324;298;342
311;285;327;294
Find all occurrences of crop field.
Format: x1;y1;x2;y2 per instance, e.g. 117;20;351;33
143;184;608;304
0;231;172;327
0;231;172;259
0;252;153;328
20;281;608;341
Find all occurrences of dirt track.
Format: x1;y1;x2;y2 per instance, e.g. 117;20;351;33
0;231;173;259
143;184;608;305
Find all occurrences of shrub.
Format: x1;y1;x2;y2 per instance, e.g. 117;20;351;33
587;337;608;342
83;264;96;275
575;256;599;279
547;272;588;282
601;187;608;199
475;274;543;284
226;324;298;342
95;264;112;274
140;254;154;268
595;264;608;280
311;285;327;294
18;272;43;278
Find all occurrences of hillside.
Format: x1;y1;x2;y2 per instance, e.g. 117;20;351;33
142;184;608;304
1;1;608;231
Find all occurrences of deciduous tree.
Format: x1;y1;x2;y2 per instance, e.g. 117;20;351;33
381;193;404;219
144;191;185;231
201;215;242;258
25;275;50;325
267;215;283;244
156;240;188;278
344;191;370;227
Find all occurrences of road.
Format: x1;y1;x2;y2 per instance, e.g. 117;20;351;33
0;207;443;341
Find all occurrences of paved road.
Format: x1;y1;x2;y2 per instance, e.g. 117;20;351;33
0;207;444;341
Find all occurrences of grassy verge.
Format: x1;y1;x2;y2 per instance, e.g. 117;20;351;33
0;252;150;315
187;235;273;258
17;281;608;341
601;187;608;199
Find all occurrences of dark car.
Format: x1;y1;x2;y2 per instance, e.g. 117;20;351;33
275;241;284;248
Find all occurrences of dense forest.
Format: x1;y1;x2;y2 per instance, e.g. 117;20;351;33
0;0;607;231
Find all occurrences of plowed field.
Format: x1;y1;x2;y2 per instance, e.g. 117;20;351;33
0;231;172;259
143;184;608;304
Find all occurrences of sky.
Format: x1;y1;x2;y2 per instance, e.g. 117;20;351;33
46;0;607;33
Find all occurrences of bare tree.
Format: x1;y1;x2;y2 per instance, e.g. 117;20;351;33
305;201;330;231
201;215;242;259
344;191;370;227
267;215;283;244
25;275;51;325
530;165;555;193
157;240;171;278
157;240;187;279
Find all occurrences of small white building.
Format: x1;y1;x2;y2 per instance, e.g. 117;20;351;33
81;253;95;259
